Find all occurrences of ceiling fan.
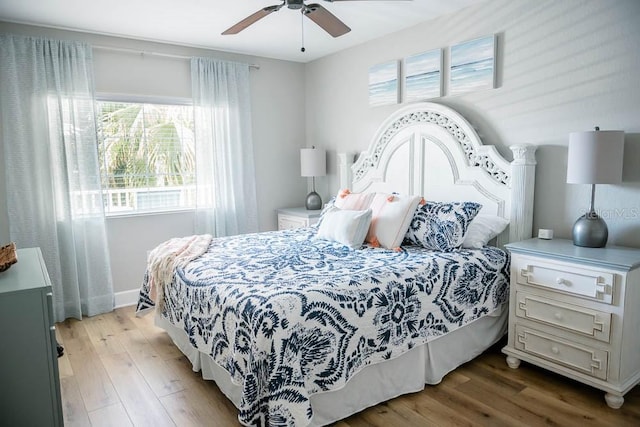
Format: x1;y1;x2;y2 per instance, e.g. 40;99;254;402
222;0;410;39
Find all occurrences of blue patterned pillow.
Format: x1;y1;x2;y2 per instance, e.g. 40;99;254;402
405;201;482;251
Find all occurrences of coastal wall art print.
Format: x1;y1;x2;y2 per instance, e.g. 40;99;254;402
404;49;442;102
449;35;495;95
369;60;400;106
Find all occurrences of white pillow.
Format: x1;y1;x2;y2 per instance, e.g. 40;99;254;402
366;193;422;249
462;215;509;249
315;207;372;249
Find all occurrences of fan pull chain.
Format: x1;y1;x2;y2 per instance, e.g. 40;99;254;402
300;10;306;53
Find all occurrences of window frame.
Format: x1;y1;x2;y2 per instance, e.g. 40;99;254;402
95;93;196;217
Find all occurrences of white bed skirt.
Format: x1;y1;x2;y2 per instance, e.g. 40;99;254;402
155;304;508;426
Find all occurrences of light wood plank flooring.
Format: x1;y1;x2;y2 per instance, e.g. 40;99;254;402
57;306;640;426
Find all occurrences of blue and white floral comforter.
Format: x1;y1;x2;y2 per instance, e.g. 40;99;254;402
137;227;509;426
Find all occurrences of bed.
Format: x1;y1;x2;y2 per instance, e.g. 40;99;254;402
137;102;537;426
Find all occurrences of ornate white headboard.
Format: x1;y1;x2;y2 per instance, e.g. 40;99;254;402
338;102;536;246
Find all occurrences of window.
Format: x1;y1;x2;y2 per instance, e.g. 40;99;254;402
96;100;195;214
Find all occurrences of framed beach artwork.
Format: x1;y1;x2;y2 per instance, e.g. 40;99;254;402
368;60;400;106
449;35;495;96
404;49;442;102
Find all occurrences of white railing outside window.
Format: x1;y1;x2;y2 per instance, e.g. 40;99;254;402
72;185;197;215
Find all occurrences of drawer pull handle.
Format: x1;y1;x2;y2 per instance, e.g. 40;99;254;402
556;277;569;286
551;346;560;355
554;312;563;321
595;279;609;298
593;321;604;332
520;268;531;278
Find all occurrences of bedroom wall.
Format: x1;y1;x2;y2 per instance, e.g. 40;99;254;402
0;22;306;300
305;0;640;248
2;0;639;305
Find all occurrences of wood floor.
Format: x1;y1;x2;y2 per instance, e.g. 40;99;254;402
57;306;640;426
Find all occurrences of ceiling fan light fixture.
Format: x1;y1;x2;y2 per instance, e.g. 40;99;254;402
287;0;305;10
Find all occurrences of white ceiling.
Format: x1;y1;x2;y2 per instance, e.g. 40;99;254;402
0;0;484;63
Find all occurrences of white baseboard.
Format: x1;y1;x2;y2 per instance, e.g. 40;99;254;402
114;289;140;308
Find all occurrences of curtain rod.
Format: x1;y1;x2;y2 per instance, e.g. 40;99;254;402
92;45;260;69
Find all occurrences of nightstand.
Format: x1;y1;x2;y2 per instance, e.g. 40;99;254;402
502;238;640;409
277;207;321;230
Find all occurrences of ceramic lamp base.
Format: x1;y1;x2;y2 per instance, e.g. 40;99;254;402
572;212;608;248
305;191;322;210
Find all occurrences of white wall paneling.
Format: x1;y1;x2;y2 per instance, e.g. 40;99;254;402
305;0;640;248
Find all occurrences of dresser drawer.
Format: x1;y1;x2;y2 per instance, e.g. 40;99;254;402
515;292;611;342
515;256;614;304
515;325;608;380
278;215;308;230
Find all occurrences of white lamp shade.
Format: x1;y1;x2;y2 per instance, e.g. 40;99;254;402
300;148;326;177
566;130;624;184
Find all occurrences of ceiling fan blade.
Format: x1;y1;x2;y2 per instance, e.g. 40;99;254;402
304;4;351;37
222;4;283;35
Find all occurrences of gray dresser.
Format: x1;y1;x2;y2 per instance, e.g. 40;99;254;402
0;247;63;426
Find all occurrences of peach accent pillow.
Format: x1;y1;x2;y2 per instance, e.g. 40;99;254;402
366;193;422;249
333;189;375;211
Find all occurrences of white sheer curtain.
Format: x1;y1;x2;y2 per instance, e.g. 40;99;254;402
191;57;258;236
0;34;114;321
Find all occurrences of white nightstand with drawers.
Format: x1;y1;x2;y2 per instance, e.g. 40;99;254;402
502;238;640;409
277;207;321;230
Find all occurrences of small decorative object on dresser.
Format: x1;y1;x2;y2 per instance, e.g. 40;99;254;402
0;241;18;272
502;238;640;409
277;207;321;230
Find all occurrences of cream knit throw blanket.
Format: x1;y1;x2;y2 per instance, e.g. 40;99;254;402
146;234;213;311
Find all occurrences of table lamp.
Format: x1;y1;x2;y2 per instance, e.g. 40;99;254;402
566;127;624;247
300;146;326;210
